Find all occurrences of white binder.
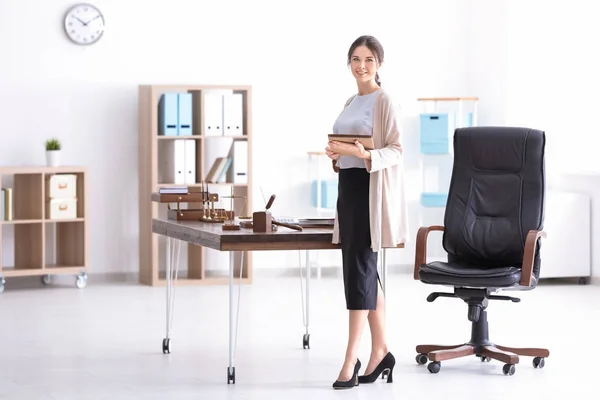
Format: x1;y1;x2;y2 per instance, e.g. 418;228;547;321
231;140;248;184
174;140;186;185
203;92;223;136
184;140;196;184
223;93;244;136
157;139;193;185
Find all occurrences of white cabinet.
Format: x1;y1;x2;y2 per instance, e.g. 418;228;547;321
539;190;591;280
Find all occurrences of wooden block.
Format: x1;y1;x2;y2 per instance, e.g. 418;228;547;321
152;192;206;203
222;223;241;231
240;221;253;229
168;209;233;221
253;211;272;233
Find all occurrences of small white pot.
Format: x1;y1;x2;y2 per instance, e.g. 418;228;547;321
46;150;61;167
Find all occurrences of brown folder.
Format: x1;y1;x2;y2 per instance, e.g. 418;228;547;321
328;134;375;150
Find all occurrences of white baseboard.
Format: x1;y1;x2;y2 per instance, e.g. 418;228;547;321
4;266;595;288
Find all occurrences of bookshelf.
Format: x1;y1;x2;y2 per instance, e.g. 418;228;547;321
0;166;88;293
138;84;253;286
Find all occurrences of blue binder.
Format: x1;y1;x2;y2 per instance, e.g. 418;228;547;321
419;113;453;154
158;93;178;136
311;179;338;209
420;192;448;208
177;93;193;136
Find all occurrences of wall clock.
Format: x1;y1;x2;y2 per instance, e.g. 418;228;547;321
64;3;105;45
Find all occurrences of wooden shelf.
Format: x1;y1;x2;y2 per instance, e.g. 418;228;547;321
0;167;88;289
138;84;253;286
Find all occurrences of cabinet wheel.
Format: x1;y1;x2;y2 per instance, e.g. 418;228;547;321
302;333;310;349
416;354;428;365
533;357;545;369
227;367;236;384
76;273;87;289
503;363;516;376
427;361;441;374
42;275;52;285
162;338;171;354
0;277;4;294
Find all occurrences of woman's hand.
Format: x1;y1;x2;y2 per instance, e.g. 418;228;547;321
328;140;371;159
352;140;371;160
325;144;340;160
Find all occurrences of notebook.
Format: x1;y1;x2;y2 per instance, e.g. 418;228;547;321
328;134;375;150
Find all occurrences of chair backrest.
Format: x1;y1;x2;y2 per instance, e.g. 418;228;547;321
442;127;546;269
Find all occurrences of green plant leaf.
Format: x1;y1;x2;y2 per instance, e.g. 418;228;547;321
45;138;61;151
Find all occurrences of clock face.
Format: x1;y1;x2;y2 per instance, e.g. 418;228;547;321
64;3;105;45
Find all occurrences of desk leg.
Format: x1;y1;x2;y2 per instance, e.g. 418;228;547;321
300;250;311;349
227;250;245;384
163;236;182;355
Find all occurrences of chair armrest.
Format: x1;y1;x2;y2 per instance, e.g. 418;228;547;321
414;225;445;280
520;230;547;286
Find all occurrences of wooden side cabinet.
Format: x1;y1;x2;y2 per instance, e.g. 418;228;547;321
0;166;88;293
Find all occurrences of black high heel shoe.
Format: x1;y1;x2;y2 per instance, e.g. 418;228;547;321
332;359;362;389
358;352;395;384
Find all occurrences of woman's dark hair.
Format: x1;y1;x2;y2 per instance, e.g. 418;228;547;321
347;35;385;87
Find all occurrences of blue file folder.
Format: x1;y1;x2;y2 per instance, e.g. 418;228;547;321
311;179;338;209
158;93;178;136
420;192;448;208
419;113;452;154
177;93;193;136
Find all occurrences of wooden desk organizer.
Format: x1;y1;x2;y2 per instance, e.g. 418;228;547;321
252;210;272;233
151;191;232;222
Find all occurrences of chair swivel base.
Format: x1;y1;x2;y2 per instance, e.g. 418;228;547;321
415;307;549;376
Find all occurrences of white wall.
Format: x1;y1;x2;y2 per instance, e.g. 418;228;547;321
0;0;472;275
466;0;600;277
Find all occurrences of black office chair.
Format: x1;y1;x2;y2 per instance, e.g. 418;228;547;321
413;126;549;376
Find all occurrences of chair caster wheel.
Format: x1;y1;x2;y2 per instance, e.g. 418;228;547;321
227;367;235;384
302;333;310;349
416;354;428;365
76;273;87;289
427;361;441;374
162;338;171;354
503;363;516;376
480;356;491;362
533;357;545;368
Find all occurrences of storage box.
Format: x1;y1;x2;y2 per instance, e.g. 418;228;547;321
311;179;338;209
47;174;77;199
419;113;454;155
48;198;78;219
420;192;448;208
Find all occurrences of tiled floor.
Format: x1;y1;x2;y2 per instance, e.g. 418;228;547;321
0;271;598;399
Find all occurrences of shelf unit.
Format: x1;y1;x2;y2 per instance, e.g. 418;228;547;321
417;97;478;260
0;166;88;293
307;151;337;216
138;84;253;286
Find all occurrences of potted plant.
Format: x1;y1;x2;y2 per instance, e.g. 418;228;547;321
45;138;62;167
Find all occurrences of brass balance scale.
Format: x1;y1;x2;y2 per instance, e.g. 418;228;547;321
165;181;249;231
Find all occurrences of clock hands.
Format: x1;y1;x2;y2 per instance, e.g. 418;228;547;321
86;15;101;25
73;15;101;26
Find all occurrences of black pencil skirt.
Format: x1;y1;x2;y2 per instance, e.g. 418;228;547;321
337;167;379;311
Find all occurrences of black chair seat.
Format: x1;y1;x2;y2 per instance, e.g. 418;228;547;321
418;261;537;288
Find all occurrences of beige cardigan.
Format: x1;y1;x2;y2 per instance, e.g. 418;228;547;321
332;89;409;251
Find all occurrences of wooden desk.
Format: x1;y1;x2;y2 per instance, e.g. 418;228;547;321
152;217;346;384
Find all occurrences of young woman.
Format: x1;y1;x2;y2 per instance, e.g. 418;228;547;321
326;35;408;389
